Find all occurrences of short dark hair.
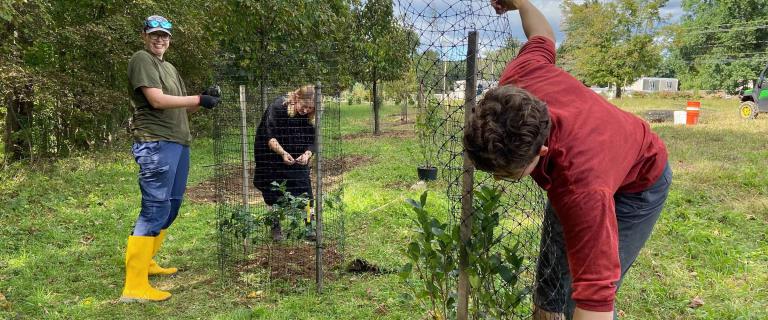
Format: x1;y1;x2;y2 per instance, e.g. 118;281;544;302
463;85;551;173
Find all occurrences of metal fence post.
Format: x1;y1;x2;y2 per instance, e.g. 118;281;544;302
314;82;325;293
239;85;250;253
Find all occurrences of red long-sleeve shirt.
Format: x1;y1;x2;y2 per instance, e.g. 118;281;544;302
499;36;668;312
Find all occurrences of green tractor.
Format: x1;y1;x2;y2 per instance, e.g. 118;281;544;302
739;67;768;119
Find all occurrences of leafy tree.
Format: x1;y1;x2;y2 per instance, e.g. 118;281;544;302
1;0;48;161
355;0;417;135
383;66;417;122
561;0;666;98
0;0;414;162
414;49;442;93
0;0;219;162
666;0;768;92
0;0;364;163
206;0;358;92
478;37;520;82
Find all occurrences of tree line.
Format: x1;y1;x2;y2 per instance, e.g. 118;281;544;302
560;0;768;97
0;0;415;163
3;0;766;163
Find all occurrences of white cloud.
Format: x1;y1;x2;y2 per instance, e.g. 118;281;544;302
396;0;684;54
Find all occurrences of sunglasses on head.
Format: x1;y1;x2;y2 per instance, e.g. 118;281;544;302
144;19;172;30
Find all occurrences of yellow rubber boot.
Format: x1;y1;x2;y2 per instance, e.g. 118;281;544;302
149;229;178;276
120;236;171;302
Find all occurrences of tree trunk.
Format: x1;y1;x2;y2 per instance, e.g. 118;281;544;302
401;98;407;123
71;93;91;150
372;70;381;135
4;84;34;162
614;83;623;99
55;103;68;157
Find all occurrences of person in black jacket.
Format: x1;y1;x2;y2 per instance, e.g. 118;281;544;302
253;85;316;241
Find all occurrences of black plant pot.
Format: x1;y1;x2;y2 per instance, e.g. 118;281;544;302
417;166;438;181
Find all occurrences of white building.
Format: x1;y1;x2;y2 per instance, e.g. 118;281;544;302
437;79;498;100
627;77;679;93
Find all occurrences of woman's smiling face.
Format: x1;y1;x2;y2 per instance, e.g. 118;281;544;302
142;31;171;58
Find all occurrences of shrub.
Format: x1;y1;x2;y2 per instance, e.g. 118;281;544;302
400;187;527;319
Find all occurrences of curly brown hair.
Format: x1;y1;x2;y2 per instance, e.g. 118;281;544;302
463;85;551;173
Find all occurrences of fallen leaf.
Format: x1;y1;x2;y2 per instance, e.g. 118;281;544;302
746;214;756;220
246;290;265;299
617;310;626;317
374;303;388;315
689;271;698;277
0;292;10;310
688;296;704;308
80;235;95;245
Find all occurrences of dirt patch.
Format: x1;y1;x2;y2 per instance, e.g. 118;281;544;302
187;155;373;204
186;175;223;204
236;243;343;283
341;155;372;174
341;129;414;140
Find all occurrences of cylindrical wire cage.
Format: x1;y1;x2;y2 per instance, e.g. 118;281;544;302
395;0;560;318
212;55;345;292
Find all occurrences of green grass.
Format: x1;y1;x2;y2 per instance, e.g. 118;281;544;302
1;98;767;319
610;97;768;319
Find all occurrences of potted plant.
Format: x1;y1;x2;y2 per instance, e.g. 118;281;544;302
415;94;440;181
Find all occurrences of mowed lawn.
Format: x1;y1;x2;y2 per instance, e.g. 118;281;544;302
1;97;767;319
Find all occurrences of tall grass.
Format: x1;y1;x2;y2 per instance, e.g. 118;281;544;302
0;97;766;319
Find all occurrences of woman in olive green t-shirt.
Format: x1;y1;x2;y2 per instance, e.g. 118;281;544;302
119;15;219;303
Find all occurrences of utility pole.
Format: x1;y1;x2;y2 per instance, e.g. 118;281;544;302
443;59;447;96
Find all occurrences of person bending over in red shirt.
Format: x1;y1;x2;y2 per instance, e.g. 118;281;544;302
464;1;672;319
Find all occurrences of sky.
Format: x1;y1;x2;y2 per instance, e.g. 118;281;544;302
395;0;685;58
514;0;684;44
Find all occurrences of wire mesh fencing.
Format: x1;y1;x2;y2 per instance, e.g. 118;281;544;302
395;0;563;318
211;55;345;292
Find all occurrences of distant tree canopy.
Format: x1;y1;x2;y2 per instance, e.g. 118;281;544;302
558;0;768;95
206;0;360;91
1;0;220;161
5;0;768;162
667;0;768;92
560;0;666;98
0;0;413;162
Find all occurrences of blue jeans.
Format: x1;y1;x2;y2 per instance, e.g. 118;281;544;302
534;163;672;318
131;141;190;236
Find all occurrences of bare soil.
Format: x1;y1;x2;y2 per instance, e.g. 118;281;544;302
235;242;343;283
187;155;373;204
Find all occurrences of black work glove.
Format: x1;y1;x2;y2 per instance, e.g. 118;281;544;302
202;85;221;97
199;95;220;109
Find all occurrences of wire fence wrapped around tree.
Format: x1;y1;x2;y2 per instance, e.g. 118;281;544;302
394;1;563;318
211;52;345;292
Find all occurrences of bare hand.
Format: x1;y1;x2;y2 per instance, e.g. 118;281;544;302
282;153;295;165
295;151;312;166
491;0;518;14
